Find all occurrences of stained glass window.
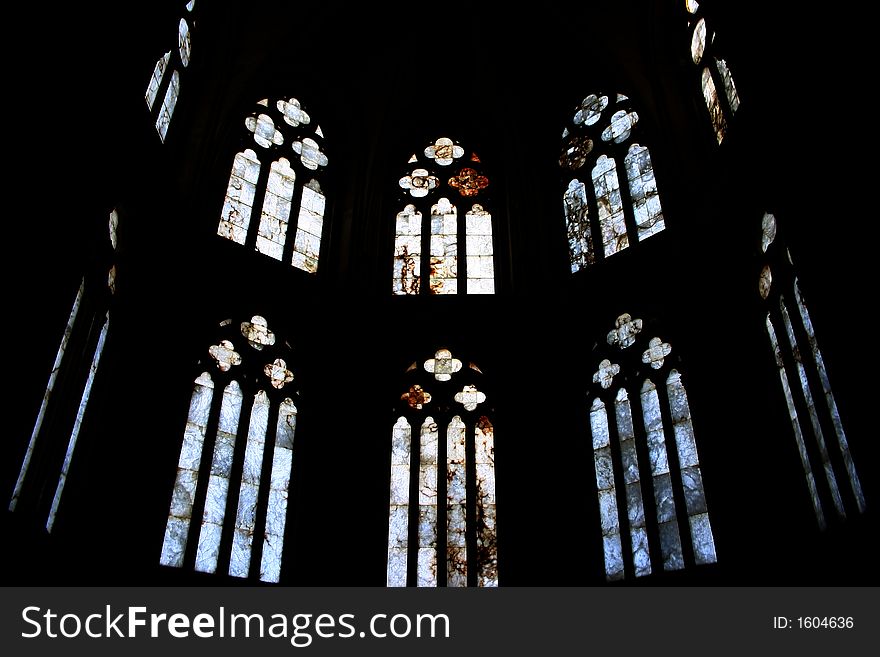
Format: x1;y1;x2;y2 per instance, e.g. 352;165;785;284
757;213;866;529
392;137;495;295
587;314;717;579
160;316;300;583
156;70;180;142
560;93;665;269
178;19;191;67
387;350;498;586
145;52;170;110
217;98;328;273
687;4;740;143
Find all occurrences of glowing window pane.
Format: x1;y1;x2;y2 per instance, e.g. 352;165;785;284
401;385;432;410
10;282;84;512
109;209;119;250
454;385;486;411
702;68;727;143
292;137;328;170
229;391;270;578
592;156;627;257
601;110;639;144
260;398;297;583
292;180;324;274
449;168;489;197
564;179;593;272
195;380;243;574
765;316;825;529
277;98;311;127
256;158;296;261
429;198;457;295
178;19;191;67
146;52;170;110
779;299;845;518
424;349;462;382
666;370;717;565
446;417;467;587
160;372;214;567
400;168;439;198
625;144;665;241
186;0;195;10
417;418;439;587
794;283;865;512
424;137;464;166
245;113;283;148
219;149;261;246
615;388;651;577
715;59;740;114
475;417;497;587
590;398;624;581
686;0;699;13
574;94;608;126
641;380;684;571
560;136;593;170
759;266;772;300
241;315;276;351
156;70;180;142
392;205;421;295
46;314;110;532
607;313;643;350
691;18;707;64
466;204;494;294
761;212;777;253
387;417;411;587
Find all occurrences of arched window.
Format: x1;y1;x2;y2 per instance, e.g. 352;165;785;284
587;313;716;580
144;1;197;142
393;138;495;295
217;98;329;273
686;1;741;143
387;350;498;586
159;315;300;583
560;94;665;271
9;210;118;531
758;213;865;529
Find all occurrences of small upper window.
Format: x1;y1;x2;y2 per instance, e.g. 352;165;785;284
560;93;665;272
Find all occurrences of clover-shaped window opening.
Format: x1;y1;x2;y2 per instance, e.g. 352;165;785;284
393;137;495;295
401;385;432;410
560;92;665;272
241;315;276;350
145;3;200;142
424;349;463;382
686;3;741;144
218;97;328;274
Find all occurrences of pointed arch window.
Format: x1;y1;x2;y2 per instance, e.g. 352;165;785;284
686;1;741;143
560;94;665;272
159;315;300;583
10;210;119;531
758;213;865;530
144;2;197;142
393;138;495;295
217;98;328;273
386;350;498;586
587;314;717;580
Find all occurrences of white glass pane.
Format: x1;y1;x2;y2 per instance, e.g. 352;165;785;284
590;398;623;581
393;205;422;295
592;156;628;257
145;52;170;110
46;314;110;532
156;70;180;142
10;281;84;512
625;144;665;241
475;417;498;587
195;381;243;574
228;391;270;578
159;372;215;567
256;159;295;261
465;205;494;294
446;417;467;587
387;417;411;587
429;199;457;295
564;179;593;272
260;398;297;583
615;388;651;577
219;149;261;245
291;182;324;273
